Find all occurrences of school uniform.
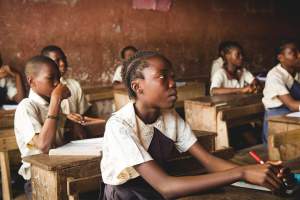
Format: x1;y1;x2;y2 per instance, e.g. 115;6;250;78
262;63;300;143
0;77;17;103
210;67;255;93
112;65;123;83
210;57;224;80
14;89;67;180
101;102;197;199
60;77;90;115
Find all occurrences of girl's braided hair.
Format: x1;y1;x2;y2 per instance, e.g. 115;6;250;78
121;50;171;99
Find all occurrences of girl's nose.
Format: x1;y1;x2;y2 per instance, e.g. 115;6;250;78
169;78;175;88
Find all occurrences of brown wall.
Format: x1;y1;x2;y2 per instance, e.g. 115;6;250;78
0;0;299;86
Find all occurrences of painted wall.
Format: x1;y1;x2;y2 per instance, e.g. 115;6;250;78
0;0;299;86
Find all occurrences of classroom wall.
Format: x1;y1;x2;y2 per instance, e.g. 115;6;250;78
0;0;300;86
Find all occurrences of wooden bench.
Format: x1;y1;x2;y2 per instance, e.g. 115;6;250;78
185;94;264;150
0;109;18;200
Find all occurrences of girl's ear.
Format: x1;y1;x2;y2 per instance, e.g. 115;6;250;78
131;79;143;95
277;54;283;62
27;76;35;88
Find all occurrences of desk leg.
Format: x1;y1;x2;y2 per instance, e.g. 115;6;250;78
216;112;230;150
0;151;12;200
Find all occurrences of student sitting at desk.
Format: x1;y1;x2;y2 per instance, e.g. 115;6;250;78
262;40;300;144
14;56;85;197
41;45;91;115
101;51;286;200
0;54;25;105
210;41;260;96
112;45;138;89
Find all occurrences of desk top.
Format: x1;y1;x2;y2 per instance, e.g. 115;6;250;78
179;185;299;200
268;115;300;124
23;154;100;171
186;94;263;107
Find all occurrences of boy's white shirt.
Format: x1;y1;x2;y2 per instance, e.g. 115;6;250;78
210;57;224;80
101;102;197;185
263;63;300;108
210;67;255;93
0;76;17;100
112;65;123;83
60;77;90;115
14;89;66;180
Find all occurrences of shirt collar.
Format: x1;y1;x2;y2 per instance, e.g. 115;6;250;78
28;89;49;106
277;63;299;79
60;77;67;84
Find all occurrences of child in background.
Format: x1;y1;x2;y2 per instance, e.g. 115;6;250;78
112;46;138;89
41;45;91;115
101;51;286;200
262;40;300;143
210;41;260;96
14;56;73;197
0;54;25;105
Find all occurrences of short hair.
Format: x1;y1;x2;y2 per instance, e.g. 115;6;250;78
25;55;58;78
218;41;244;62
41;45;66;57
121;50;172;99
275;39;299;56
119;46;138;60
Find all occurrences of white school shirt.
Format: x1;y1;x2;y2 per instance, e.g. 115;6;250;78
210;57;224;80
112;65;123;83
101;102;197;185
60;77;91;115
210;68;255;92
0;77;17;100
262;63;300;109
14;89;67;180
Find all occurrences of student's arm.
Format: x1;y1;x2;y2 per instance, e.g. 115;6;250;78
188;142;237;171
211;86;253;95
277;94;300;111
1;65;25;102
134;159;282;199
32;84;70;153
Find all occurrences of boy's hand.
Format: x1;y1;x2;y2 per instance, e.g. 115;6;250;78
67;113;106;126
240;163;284;192
241;85;254;94
51;83;71;100
0;65;17;78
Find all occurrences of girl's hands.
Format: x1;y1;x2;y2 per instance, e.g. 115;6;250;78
67;113;106;126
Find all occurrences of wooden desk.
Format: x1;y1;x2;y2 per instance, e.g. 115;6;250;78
83;86;113;102
179;185;299;200
0;109;18;200
113;81;206;110
184;94;264;150
23;155;100;200
268;116;300;161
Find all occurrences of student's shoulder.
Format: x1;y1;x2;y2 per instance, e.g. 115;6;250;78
15;98;39;114
65;78;81;86
107;103;135;128
266;64;284;79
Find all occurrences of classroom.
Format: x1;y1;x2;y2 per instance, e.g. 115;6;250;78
1;0;300;199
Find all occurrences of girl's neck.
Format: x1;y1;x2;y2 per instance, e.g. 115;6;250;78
225;63;237;73
134;101;160;124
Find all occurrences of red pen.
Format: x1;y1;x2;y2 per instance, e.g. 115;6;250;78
249;151;265;164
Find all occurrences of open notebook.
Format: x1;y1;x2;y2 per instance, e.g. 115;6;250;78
49;138;103;156
231;181;270;192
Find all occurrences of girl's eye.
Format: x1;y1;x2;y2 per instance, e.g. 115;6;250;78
159;75;166;79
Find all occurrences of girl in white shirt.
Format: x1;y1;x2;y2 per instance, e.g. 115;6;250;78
101;51;285;200
262;41;300;143
210;41;260;96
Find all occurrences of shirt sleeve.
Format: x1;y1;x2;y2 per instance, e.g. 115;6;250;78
210;70;225;91
6;77;17;100
174;111;197;153
14;100;42;146
101;118;153;184
112;65;123;83
265;73;290;98
243;69;255;84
